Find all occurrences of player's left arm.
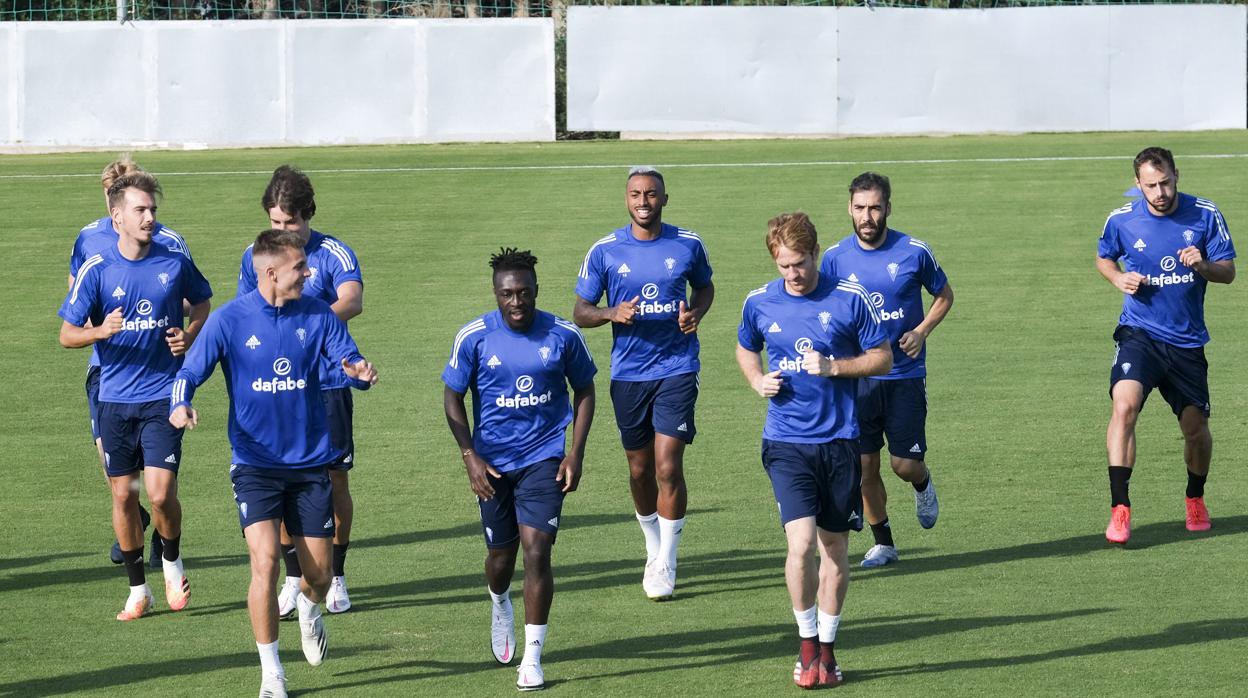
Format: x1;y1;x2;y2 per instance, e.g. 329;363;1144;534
331;281;363;322
559;382;596;493
898;283;954;359
323;309;376;388
1179;208;1236;284
678;280;715;335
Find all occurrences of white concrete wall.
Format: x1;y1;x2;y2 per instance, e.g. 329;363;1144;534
2;19;554;148
568;5;1247;136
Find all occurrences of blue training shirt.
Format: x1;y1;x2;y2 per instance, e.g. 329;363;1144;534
238;230;363;391
820;230;948;379
59;244;213;403
171;290;368;470
70;216;195;368
442;310;597;473
575;223;712;381
1098;193;1235;348
738;275;888;443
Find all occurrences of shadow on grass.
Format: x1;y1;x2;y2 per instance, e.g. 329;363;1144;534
351;509;722;552
853;616;1248;682
858;515;1248;581
0;645;386;697
0;552;90;573
347;546;781;613
1;554;246;594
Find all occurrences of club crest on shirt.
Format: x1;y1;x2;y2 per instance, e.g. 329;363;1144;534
664;257;677;276
157;272;170;290
308;266;319;282
818;311;831;331
887;262;899;281
538;346;552;366
296;328;307;346
1183;230;1195;245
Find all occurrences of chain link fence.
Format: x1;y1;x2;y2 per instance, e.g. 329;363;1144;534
1;0;1239;23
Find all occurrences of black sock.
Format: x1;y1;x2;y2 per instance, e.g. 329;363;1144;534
799;636;819;665
912;477;930;493
138;504;151;529
282;544;302;578
870;518;895;547
122;547;146;586
1109;466;1132;507
820;641;837;667
1186;470;1207;499
161;535;181;562
332;543;349;577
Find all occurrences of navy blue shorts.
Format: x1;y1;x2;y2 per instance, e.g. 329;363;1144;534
478;458;565;549
857;377;928;460
230;464;334;537
610;373;698;450
98;399;183;477
85;364;102;441
1110;325;1210;417
323;388;355;471
762;439;863;533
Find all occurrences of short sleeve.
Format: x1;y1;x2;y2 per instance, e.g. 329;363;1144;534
1098;214;1124;260
322;238;364;289
852;294;889;353
574;244;606;304
688;238;713;289
442;323;482;394
560;325;597;390
59;262;101;327
818;249;837;281
237;248;258;297
737;294;764;352
69;232;88;277
915;242;948;296
1203;205;1236;262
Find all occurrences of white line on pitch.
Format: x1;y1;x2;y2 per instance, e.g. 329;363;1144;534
2;152;1246;181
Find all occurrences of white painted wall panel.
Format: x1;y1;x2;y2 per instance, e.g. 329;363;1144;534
568;6;838;134
20;24;147;146
837;7;1111;134
0;26;14;144
424;20;554;142
568;5;1246;135
1107;6;1247;131
154;23;283;145
288;22;420;144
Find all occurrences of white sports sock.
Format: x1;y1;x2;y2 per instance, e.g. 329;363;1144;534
257;640;283;677
128;583;151;605
793;605;818;638
657;516;684;570
636;511;660;562
162;556;184;582
297;592;320;621
489;585;511;605
284;575;301;588
817;609;840;644
522;624;547;665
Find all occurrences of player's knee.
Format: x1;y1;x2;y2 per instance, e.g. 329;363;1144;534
890;457;925;480
303;566;331;594
522;545;552;574
146;488;173;512
1180;417;1210;442
1110;399;1141;426
654;461;684;487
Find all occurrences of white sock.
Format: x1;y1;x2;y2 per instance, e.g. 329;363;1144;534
284;575;301;588
636;511;660;562
817;609;840;644
793;605;817;638
128;583;151;605
522;624;547;665
162;556;184;582
657;516;684;570
489;585;511;606
297;592;320;622
257;640;283;677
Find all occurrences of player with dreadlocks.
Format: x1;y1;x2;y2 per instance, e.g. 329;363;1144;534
443;248;598;691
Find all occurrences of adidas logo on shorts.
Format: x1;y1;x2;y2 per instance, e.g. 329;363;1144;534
677;423;688;432
164;453;177;464
547;517;559;528
323;518;333;529
910;443;922;453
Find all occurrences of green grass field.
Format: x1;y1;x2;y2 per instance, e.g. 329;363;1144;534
3;131;1248;696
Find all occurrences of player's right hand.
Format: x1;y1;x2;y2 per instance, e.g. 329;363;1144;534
1114;271;1148;295
610;296;641;325
464;451;501;500
96;307;125;339
169;405;198;430
753;369;783;398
